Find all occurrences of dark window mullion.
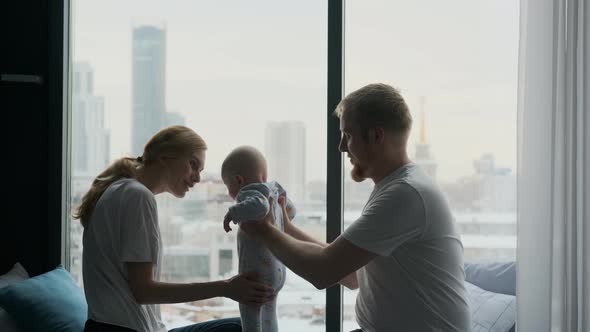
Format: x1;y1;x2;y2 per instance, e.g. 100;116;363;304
326;0;344;331
49;0;70;270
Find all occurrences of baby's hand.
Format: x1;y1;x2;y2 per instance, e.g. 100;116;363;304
223;211;233;232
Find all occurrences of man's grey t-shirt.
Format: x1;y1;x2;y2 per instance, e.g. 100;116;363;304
343;164;471;332
83;178;166;332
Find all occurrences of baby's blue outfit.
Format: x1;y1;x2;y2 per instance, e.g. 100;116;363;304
228;181;296;332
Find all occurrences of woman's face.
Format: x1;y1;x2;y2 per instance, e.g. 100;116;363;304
164;149;206;198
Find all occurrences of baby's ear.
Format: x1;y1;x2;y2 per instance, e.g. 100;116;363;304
235;175;245;185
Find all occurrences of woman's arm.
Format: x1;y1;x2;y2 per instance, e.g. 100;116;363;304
126;262;275;305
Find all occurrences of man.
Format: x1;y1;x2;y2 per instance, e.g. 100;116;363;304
241;83;471;331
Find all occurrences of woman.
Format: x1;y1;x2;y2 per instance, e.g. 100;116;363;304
74;126;274;332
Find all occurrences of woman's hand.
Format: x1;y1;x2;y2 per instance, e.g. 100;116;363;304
224;272;275;306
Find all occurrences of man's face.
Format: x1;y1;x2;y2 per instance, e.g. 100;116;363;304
339;113;372;182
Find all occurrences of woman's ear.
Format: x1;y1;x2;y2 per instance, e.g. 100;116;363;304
157;156;168;168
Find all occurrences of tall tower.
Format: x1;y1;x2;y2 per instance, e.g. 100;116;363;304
414;96;437;179
72;62;110;176
132;25;166;156
264;121;306;204
70;62;111;285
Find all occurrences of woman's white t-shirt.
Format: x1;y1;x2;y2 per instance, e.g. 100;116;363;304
82;178;166;332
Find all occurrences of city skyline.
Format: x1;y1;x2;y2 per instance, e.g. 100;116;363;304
72;0;518;183
72;59;515;188
72;56;515;192
72;57;516;191
69;2;519;329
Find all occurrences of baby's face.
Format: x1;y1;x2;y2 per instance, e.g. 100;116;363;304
223;177;241;200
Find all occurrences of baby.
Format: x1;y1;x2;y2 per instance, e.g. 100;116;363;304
221;146;296;332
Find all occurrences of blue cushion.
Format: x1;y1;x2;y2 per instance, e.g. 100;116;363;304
0;265;87;332
466;281;516;332
465;261;516;296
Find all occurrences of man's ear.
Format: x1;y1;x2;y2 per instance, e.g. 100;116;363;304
235;175;245;186
370;127;386;144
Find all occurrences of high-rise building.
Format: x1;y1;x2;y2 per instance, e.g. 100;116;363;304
413;96;437;180
265;121;306;204
70;62;110;285
132;25;166;155
72;62;110;176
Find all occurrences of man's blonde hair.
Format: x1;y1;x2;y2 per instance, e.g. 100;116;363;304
334;83;412;141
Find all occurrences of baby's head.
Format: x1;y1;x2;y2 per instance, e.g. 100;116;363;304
221;146;268;199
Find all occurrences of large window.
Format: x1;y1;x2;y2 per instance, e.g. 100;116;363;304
69;0;327;330
68;1;519;331
343;0;519;326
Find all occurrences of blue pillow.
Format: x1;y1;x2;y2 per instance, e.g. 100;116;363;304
0;265;87;332
465;261;516;296
466;281;516;332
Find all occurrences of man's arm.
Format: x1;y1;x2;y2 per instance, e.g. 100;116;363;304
284;221;359;289
244;219;375;290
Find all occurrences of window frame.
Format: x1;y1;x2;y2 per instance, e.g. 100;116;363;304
61;1;346;331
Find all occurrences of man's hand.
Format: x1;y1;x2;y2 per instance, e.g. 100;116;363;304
223;211;233;233
278;195;293;223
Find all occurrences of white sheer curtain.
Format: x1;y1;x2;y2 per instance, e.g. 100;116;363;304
517;0;589;331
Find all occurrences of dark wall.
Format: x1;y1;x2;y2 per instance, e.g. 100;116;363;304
0;0;65;276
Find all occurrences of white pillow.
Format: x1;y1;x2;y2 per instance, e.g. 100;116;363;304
466;281;516;332
0;263;29;332
0;263;28;287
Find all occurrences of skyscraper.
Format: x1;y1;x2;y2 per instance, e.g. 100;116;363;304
132;25;166;155
71;62;110;286
72;62;110;175
265;121;306;204
413;96;437;180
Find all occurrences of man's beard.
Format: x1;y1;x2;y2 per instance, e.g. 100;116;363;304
350;163;368;182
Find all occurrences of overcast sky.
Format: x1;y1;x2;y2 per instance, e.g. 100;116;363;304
72;0;519;182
